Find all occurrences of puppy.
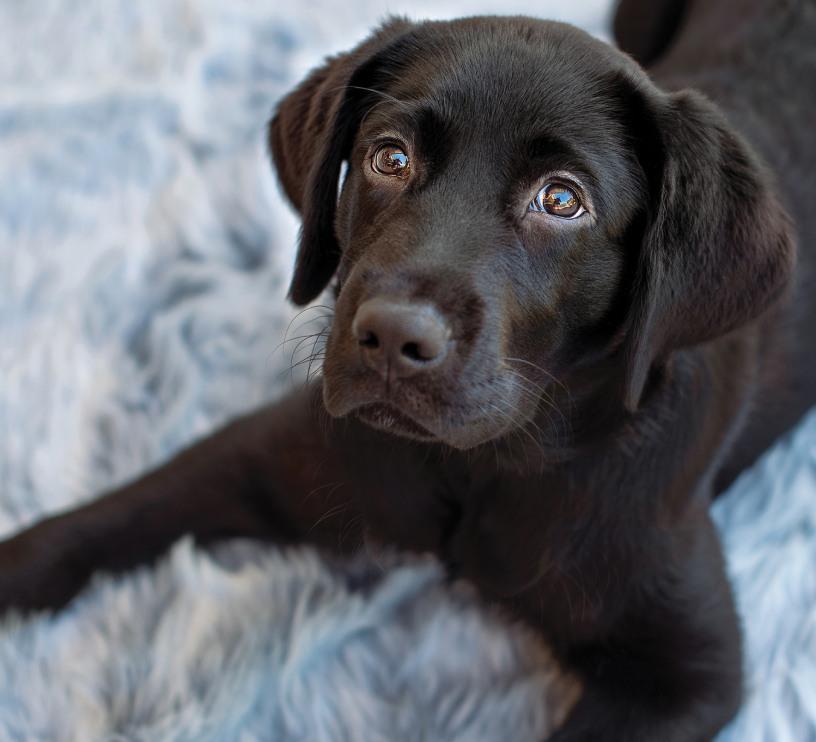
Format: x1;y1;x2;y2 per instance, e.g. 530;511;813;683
2;1;815;739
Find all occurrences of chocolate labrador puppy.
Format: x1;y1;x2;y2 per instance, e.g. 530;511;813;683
2;0;815;739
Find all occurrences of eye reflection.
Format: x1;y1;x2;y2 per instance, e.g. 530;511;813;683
372;145;410;177
531;183;583;219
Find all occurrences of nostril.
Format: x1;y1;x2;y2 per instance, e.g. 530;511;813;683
360;331;379;349
401;342;423;361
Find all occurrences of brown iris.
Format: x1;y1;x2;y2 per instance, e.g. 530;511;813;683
372;145;410;177
531;183;582;218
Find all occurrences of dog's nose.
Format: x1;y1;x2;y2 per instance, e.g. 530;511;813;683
352;297;451;379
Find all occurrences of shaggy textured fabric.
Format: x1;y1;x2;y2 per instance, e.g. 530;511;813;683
0;1;814;740
0;543;580;741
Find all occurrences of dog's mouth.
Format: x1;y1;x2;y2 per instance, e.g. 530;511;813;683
326;371;530;449
354;402;440;442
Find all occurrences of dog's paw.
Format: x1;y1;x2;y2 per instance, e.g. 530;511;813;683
0;527;87;614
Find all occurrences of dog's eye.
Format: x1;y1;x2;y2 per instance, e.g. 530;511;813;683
372;145;410;177
530;183;583;219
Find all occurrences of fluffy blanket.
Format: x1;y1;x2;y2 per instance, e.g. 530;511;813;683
0;1;814;739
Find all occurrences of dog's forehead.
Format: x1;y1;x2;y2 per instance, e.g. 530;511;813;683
384;19;630;131
356;18;639;185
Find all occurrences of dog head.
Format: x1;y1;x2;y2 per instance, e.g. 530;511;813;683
270;17;794;450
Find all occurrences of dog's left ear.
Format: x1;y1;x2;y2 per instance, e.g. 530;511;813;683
622;87;796;412
269;18;415;306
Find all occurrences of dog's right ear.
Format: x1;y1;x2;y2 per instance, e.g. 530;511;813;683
270;18;415;306
619;85;796;413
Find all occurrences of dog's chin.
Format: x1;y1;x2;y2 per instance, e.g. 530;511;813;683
354;403;440;443
352;402;514;450
323;377;519;449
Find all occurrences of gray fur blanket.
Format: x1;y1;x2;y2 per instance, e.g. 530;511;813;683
0;1;814;740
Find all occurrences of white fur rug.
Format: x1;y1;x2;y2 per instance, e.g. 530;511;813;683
0;1;814;740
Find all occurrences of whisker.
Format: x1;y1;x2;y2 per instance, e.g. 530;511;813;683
502;365;573;442
338;513;365;549
502;357;573;402
268;305;334;373
498;375;566;451
271;331;328;365
310;488;356;530
292;331;326;360
484;401;542;458
275;351;326;388
306;325;331;377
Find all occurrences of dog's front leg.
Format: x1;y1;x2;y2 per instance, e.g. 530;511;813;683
0;385;357;613
529;510;743;742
